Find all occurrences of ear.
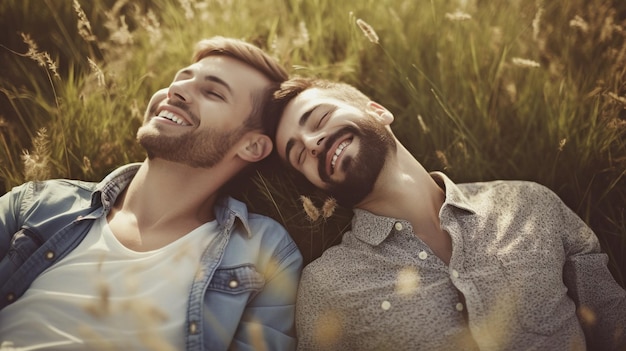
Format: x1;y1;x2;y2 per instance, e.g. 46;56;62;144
366;101;394;125
237;132;273;163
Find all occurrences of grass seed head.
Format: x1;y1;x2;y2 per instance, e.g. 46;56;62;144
21;128;51;181
436;150;450;170
321;197;337;219
356;19;379;44
445;10;472;21
569;15;589;33
512;57;541;68
73;0;96;42
300;195;320;221
88;58;106;87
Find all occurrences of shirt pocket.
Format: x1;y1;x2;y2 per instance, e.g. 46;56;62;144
7;228;43;266
496;250;572;336
208;264;265;298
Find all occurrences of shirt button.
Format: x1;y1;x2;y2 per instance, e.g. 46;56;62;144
394;222;403;231
189;321;198;334
451;269;459;278
229;279;239;289
418;251;428;260
6;293;15;302
44;250;55;260
456;302;464;311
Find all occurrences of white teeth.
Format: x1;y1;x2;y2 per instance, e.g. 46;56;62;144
331;140;351;170
157;110;188;126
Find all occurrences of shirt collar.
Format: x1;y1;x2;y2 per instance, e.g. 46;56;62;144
91;163;253;238
214;196;254;238
430;171;476;214
351;172;476;246
92;163;140;211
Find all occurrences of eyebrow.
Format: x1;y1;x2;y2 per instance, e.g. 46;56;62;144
299;105;317;126
284;105;320;165
176;69;233;95
204;75;232;95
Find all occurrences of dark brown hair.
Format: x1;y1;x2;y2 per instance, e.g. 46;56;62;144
267;76;372;141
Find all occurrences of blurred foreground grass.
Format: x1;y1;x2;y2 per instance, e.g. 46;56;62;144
0;0;624;285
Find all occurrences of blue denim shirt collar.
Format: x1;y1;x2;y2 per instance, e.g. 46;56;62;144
90;163;253;238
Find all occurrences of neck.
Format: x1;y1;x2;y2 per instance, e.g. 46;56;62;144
113;157;242;229
356;142;445;234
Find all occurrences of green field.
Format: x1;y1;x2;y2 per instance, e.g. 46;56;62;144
0;0;624;285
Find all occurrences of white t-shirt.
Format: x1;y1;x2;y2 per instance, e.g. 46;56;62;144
0;216;217;350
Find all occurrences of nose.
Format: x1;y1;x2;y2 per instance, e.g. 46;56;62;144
167;80;192;104
304;134;325;156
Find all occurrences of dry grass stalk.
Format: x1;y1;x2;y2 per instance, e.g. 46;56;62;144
21;128;51;181
321;197;337;219
356;19;379;44
301;195;320;221
87;57;106;87
512;57;541;68
19;33;60;79
445;10;472;21
73;0;96;42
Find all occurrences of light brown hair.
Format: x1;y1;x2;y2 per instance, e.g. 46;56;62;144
193;36;288;133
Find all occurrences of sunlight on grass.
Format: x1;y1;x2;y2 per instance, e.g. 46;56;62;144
0;0;624;283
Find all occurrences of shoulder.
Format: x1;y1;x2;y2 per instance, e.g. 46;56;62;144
459;179;562;209
248;212;301;258
8;179;95;206
220;197;302;267
0;179;97;229
245;210;293;242
460;178;552;196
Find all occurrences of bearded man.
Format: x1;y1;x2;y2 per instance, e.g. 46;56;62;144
272;77;626;351
0;37;302;351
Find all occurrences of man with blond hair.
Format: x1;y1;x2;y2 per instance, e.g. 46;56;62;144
272;76;626;350
0;36;302;351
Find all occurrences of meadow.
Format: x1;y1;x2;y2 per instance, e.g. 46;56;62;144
0;0;624;286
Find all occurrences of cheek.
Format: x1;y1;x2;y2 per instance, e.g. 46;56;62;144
146;90;168;116
302;163;326;188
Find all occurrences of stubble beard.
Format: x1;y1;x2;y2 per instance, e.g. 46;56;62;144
137;103;246;168
138;127;244;168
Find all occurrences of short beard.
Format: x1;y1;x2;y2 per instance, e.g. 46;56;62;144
137;125;246;168
138;98;249;168
319;118;396;207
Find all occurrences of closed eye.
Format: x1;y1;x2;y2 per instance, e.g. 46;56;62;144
297;147;305;165
204;90;225;100
316;112;328;129
316;107;336;129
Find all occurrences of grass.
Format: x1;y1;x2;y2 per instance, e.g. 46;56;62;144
0;0;624;287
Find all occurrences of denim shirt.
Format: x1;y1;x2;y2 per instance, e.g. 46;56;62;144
0;163;303;350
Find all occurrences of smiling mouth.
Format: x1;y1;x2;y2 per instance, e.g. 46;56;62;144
156;110;191;126
330;138;352;174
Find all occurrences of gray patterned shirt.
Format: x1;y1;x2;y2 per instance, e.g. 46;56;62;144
295;172;626;351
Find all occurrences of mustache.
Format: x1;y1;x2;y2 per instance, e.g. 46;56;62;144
317;125;359;183
167;99;190;113
148;97;198;124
